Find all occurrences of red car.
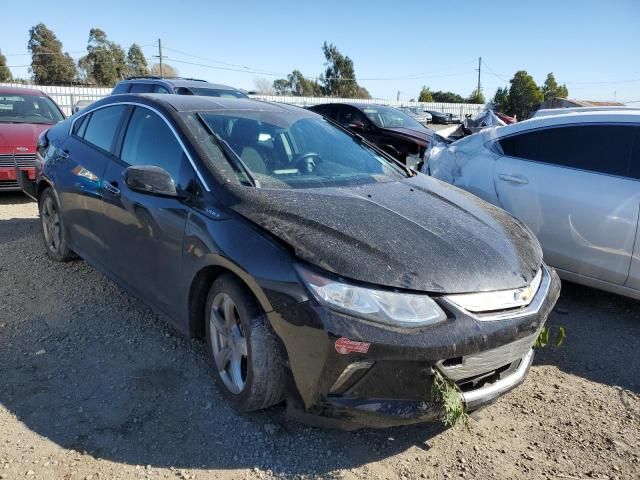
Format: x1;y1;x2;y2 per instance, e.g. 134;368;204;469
0;87;65;191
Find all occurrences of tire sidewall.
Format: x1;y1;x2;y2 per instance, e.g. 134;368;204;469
205;275;277;412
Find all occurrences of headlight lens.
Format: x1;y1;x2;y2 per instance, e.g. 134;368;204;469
296;265;447;327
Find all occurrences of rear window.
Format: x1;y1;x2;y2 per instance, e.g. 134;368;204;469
180;87;247;98
0;94;64;124
112;83;130;94
499;124;636;177
80;105;127;152
129;83;155;93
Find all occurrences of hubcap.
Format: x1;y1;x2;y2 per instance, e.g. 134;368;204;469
41;196;61;253
209;293;248;394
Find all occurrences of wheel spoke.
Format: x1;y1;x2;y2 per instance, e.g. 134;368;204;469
51;225;60;249
43;198;51;217
233;333;248;358
229;358;244;391
222;296;235;330
209;308;227;336
214;346;232;372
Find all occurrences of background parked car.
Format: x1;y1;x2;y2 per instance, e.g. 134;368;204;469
72;99;95;114
32;94;558;429
308;103;433;169
112;76;248;98
426;110;460;124
398;106;432;125
427;109;640;300
0;86;65;192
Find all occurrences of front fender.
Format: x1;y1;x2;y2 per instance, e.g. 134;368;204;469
180;209;309;331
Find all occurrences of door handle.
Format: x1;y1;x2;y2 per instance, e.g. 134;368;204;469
104;180;121;196
498;174;529;185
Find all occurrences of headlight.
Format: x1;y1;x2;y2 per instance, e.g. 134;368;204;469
296;265;447;327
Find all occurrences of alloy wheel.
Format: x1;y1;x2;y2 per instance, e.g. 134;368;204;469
41;196;61;253
209;292;248;394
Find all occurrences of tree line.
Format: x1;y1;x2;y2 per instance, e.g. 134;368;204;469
269;42;371;99
492;71;568;119
0;23;175;86
0;23;570;118
414;71;568;119
416;87;484;104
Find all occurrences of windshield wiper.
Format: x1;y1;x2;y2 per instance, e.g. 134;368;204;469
196;113;260;188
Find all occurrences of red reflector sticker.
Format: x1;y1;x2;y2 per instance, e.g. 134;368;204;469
335;337;370;355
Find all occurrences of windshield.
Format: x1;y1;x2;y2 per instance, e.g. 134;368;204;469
361;106;423;129
188;87;248;99
188;111;407;189
0;94;64;124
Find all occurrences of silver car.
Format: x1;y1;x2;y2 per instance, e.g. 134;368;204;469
398;106;432;125
426;110;640;300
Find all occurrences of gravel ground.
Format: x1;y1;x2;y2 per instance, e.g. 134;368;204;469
0;192;638;480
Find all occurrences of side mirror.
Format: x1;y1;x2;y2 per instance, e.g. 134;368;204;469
123;165;178;197
348;120;367;131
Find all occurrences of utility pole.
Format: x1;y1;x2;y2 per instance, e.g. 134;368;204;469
153;39;166;77
397;90;400;102
477;57;482;95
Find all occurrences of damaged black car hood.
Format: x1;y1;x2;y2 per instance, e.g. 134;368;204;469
225;174;542;294
380;127;433;147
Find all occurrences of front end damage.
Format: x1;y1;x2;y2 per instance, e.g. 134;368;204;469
267;265;560;430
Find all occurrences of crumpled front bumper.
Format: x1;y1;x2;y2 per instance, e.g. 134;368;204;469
267;266;560;429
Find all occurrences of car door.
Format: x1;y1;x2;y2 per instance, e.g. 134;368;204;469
98;105;199;318
623;127;640;291
494;123;639;285
55;105;128;258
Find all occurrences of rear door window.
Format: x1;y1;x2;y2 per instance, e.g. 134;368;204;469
80;105;127;153
628;126;640;180
129;83;155;93
154;85;170;94
499;124;635;177
337;107;368;127
120;107;188;186
112;83;130;94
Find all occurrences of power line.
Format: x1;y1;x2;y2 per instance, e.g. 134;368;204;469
4;50;87;56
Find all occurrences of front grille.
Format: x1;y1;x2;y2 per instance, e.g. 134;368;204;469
0;153;36;168
0;180;20;190
436;329;539;381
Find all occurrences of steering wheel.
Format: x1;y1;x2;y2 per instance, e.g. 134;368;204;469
294;152;322;174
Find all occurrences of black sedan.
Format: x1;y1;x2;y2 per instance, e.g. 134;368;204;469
31;94;559;429
425;110;461;125
308;103;433;170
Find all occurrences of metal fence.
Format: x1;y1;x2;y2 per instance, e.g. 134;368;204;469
1;82;485;118
251;95;485;118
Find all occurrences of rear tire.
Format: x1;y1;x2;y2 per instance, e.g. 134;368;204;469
205;274;285;412
39;188;74;262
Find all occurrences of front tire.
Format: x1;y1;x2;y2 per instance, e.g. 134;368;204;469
205;274;285;412
39;188;74;262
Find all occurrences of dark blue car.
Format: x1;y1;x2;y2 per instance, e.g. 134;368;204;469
30;94;559;429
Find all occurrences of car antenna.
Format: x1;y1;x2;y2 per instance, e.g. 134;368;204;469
196;113;260;188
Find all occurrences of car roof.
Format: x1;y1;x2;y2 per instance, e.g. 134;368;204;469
311;102;394;110
533;106;640;118
121;77;240;90
0;86;46;96
116;94;315;116
494;109;640;138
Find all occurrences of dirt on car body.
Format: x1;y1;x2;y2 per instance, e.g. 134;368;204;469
0;193;638;480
